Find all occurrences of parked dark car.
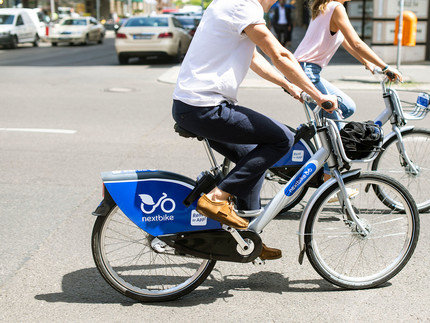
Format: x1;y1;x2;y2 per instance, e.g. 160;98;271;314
175;16;200;37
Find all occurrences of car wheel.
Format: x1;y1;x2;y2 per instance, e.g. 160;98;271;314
174;42;183;63
118;54;128;65
9;35;18;49
83;34;89;45
33;34;39;47
51;42;58;47
97;33;104;44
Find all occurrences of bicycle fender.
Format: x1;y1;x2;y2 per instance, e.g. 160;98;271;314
100;169;222;236
297;169;361;264
383;125;415;144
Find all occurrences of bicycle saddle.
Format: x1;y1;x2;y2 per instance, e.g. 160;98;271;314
174;123;204;141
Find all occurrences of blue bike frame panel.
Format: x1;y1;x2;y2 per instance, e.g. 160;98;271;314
102;170;222;236
271;140;313;167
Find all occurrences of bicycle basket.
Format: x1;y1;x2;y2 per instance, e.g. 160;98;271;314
340;121;383;160
396;90;430;120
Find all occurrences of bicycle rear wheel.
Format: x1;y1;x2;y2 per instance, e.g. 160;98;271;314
92;205;216;302
371;128;430;213
304;172;419;289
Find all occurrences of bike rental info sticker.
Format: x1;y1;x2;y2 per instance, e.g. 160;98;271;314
104;173;221;236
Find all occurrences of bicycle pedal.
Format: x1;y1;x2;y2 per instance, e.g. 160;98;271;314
252;257;265;265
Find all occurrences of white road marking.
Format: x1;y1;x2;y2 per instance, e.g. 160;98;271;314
0;128;77;134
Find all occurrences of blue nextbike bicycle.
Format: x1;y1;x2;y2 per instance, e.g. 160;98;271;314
91;94;419;302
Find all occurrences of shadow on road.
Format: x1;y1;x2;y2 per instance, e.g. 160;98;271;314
34;266;391;306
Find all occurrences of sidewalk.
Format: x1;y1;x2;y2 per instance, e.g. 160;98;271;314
158;26;430;91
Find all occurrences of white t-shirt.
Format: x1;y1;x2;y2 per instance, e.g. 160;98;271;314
173;0;265;106
277;6;287;25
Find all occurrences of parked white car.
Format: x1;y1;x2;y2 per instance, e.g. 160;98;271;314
0;8;39;49
115;15;192;64
49;17;105;46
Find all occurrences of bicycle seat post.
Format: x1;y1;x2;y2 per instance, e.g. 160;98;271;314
203;138;220;172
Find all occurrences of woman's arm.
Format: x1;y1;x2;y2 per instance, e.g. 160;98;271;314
332;5;401;80
341;40;375;71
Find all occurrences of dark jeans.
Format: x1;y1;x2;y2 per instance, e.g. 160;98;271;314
172;100;294;210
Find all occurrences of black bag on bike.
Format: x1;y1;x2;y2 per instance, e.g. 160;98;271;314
340;121;382;159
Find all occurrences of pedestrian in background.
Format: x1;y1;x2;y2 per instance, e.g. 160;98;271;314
271;0;294;47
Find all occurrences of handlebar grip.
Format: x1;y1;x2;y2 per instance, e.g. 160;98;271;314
386;71;395;80
321;101;333;110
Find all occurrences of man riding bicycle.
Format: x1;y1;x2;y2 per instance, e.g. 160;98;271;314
172;0;337;260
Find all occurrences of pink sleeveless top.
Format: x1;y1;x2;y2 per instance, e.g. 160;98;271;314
294;1;344;68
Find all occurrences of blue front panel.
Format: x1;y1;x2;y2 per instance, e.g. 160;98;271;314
272;140;313;168
105;177;222;236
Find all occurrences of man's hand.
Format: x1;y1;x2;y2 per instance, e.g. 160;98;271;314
317;94;338;113
283;82;303;101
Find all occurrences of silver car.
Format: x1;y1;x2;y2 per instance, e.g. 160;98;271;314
115;15;192;64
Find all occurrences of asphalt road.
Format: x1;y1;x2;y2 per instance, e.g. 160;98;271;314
0;37;429;322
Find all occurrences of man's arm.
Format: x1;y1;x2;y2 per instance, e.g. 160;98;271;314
244;23;337;109
250;49;302;100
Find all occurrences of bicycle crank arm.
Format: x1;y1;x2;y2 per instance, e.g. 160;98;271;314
158;229;263;263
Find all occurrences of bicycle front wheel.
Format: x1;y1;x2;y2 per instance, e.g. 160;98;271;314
92;205;216;302
371;128;430;213
305;172;419;289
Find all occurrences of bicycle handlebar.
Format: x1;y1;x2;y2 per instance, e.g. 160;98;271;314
300;91;339;119
373;66;396;81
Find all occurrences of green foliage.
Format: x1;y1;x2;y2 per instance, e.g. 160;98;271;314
174;0;212;9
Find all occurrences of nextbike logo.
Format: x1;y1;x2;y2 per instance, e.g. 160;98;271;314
139;193;176;222
284;163;316;196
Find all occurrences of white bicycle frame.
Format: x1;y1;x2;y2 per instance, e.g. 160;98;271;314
372;68;429;175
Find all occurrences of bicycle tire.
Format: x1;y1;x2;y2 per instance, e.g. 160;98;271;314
92;204;216;302
371;128;430;213
304;172;419;289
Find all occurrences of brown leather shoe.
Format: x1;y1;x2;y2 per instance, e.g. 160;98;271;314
196;194;249;230
259;243;282;260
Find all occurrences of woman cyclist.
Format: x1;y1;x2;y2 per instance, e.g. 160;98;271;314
294;0;402;181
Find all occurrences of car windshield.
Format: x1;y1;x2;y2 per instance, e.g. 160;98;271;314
125;17;168;27
62;19;87;26
0;14;14;25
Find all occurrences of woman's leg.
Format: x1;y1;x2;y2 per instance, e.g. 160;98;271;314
300;62;356;120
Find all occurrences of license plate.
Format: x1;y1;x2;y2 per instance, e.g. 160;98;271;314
133;34;153;40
